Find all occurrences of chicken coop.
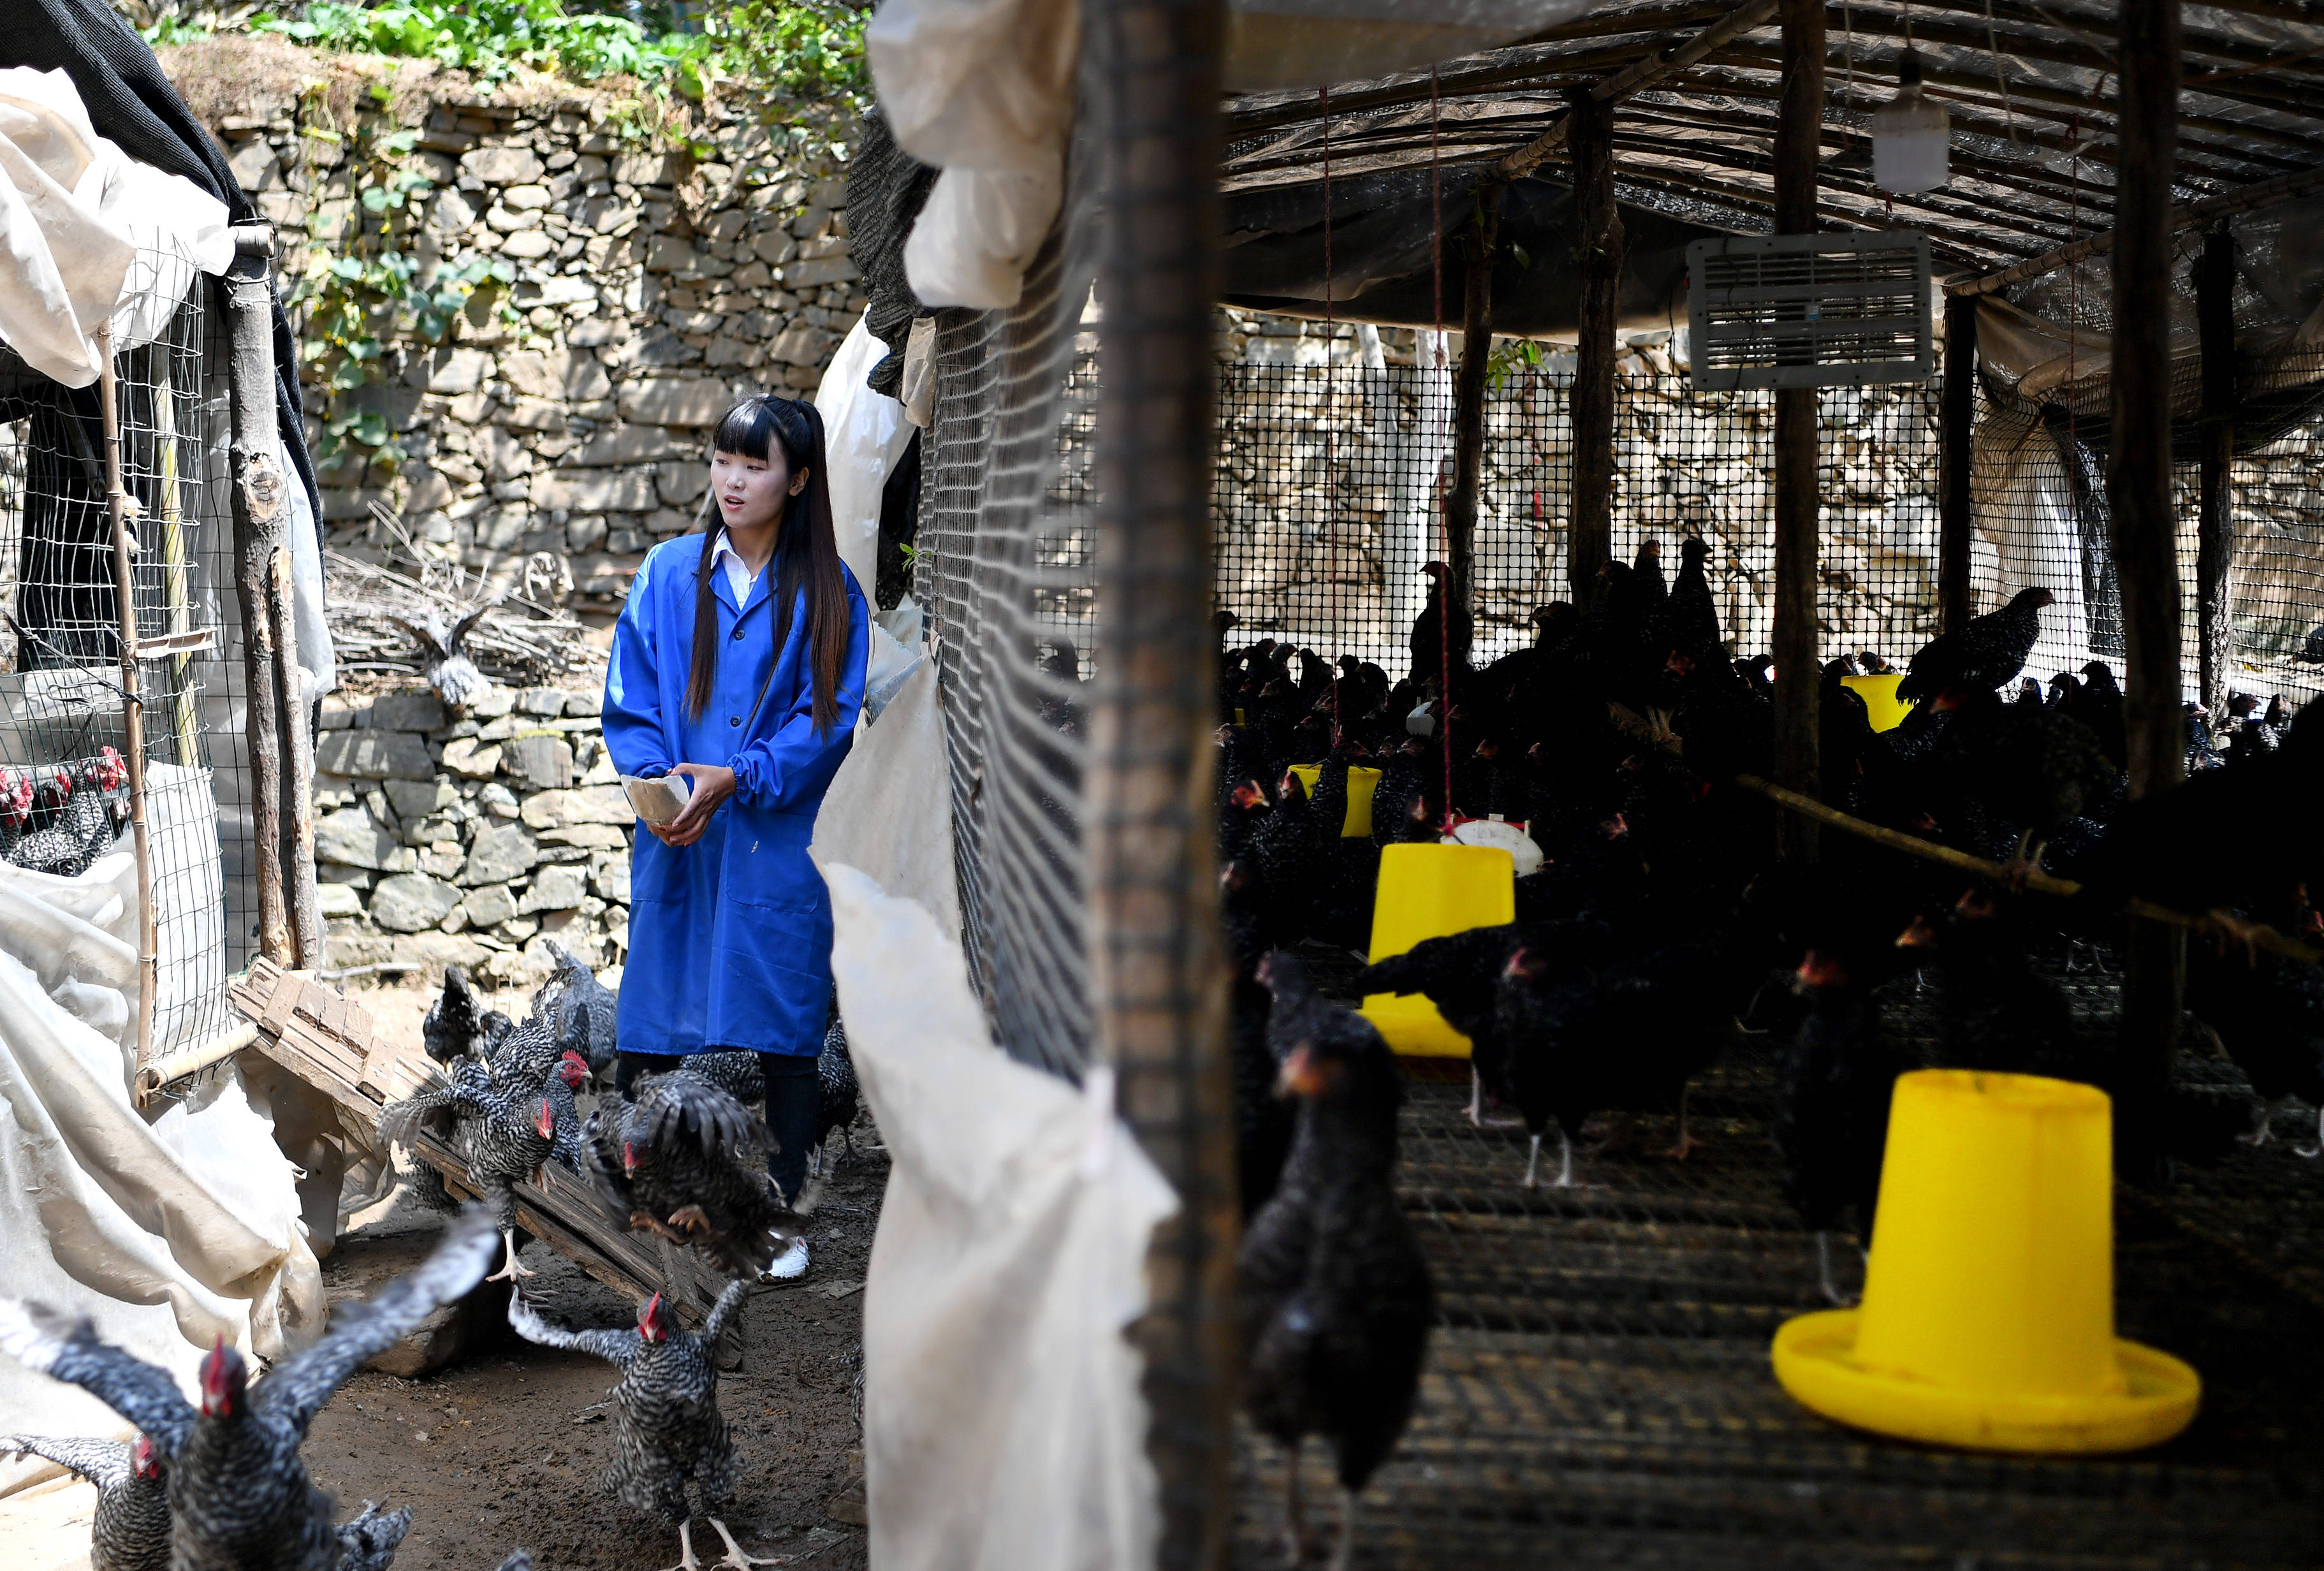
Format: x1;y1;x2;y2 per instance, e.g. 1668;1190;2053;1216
873;1;2324;1568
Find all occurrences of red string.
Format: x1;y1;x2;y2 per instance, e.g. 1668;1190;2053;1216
1429;66;1453;835
1322;85;1340;744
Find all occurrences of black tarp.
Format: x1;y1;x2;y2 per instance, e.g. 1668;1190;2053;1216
5;0;323;537
1220;168;1730;337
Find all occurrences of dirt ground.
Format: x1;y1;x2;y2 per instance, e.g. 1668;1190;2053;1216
306;979;882;1571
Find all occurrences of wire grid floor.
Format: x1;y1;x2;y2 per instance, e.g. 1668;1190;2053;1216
1231;952;2324;1570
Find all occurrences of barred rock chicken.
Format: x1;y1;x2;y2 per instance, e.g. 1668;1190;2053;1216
381;1055;589;1281
1896;587;2053;705
508;1284;776;1571
6;747;128;878
1774;951;1906;1305
0;1207;497;1571
539;942;620;1077
812;1014;859;1177
333;1502;415;1571
1;1431;170;1571
0;769;35;859
583;1067;819;1278
1242;955;1433;1571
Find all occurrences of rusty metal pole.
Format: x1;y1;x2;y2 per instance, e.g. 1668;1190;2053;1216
1083;0;1233;1561
2195;223;2237;716
96;325;159;1076
1938;293;1977;633
223;235;293;965
2110;0;2185;1180
1443;181;1501;666
1568;85;1623;610
1771;0;1824;859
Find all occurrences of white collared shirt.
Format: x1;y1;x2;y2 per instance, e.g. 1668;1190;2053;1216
710;529;761;606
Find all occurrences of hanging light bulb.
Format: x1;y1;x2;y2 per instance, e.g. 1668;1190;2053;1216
1873;49;1950;195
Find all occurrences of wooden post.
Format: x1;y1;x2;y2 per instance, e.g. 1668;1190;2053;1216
1444;180;1501;664
223;247;293;965
1084;0;1234;1560
1771;0;1823;860
270;548;322;968
96;326;159;1076
2196;223;2237;715
1568;85;1622;610
2110;0;2184;1180
1938;293;1977;633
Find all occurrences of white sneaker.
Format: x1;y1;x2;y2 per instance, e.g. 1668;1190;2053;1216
760;1238;809;1282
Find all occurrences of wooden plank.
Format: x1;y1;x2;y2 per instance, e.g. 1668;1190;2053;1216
1569;84;1622;612
1769;0;1823;863
1938;294;1977;632
2196;221;2237;715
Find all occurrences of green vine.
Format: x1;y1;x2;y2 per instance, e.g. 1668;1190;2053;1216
286;101;517;473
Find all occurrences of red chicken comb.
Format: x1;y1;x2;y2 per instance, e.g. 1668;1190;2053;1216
132;1433;160;1479
557;1051;589;1087
637;1292;668;1341
534;1097;557;1139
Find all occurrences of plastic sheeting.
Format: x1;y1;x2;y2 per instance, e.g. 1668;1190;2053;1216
0;66;231;387
0;852;324;1498
816;312;917;599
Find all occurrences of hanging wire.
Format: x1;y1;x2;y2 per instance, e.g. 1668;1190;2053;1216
1985;0;2022;144
1428;64;1454;831
1322;84;1341;743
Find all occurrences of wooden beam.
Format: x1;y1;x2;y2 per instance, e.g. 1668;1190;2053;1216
1938;294;1977;633
2196;223;2238;715
2108;0;2185;1181
1569;85;1621;610
1445;182;1501;663
1950;163;2324;296
1491;0;1781;181
222;256;292;965
1771;0;1823;861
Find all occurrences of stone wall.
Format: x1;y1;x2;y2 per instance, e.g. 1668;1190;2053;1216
312;680;629;984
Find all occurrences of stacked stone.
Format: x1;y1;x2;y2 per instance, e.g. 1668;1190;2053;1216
312;683;634;984
196;73;866;610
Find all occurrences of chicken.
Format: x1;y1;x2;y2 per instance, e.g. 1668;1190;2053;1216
1945;699;2117;875
421;966;493;1067
1773;951;1905;1306
334;1502;414;1571
1241;958;1433;1571
1896;587;2053;705
1896;891;2085;1080
2186;891;2324;1153
812;1012;859;1176
537;942;620;1077
0;1432;170;1571
6;748;128;879
388;600;497;712
0;770;34;860
380;1056;590;1282
0;1207;497;1571
583;1068;819;1279
1656;535;1724;668
1356;924;1528;1127
1224;866;1296;1218
1408;560;1472;685
508;1285;776;1571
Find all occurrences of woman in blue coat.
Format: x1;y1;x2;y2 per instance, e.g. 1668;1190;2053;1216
602;395;869;1278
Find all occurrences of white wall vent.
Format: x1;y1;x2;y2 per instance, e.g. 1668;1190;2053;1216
1685;230;1934;391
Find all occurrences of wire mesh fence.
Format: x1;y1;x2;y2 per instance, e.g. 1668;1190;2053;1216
0;266;245;1062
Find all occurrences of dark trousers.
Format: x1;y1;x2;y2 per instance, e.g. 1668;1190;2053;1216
615;1049;821;1205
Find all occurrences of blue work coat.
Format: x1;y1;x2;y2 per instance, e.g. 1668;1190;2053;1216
602;534;870;1056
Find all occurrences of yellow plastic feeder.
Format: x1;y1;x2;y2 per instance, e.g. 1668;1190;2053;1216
1841;671;1915;733
1359;842;1514;1057
1772;1070;2200;1455
1286;763;1384;838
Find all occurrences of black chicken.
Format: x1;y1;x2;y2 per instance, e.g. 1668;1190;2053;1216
1656;535;1724;668
1773;951;1905;1306
0;1207;497;1571
508;1284;775;1571
1896;891;2085;1080
2186;893;2324;1153
1241;960;1433;1571
1225;866;1296;1218
1356;924;1527;1127
812;1012;859;1176
421;966;492;1067
1;1431;170;1571
1896;587;2053;705
1408;560;1472;684
539;942;620;1077
1947;699;2117;873
583;1068;819;1279
380;1055;589;1281
2063;661;2127;768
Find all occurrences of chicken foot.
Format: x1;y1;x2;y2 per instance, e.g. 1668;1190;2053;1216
706;1517;784;1569
1815;1231;1859;1308
1651;1089;1700;1161
485;1227;536;1282
1328;1487;1359;1571
2300;1106;2323;1162
668;1204;713;1236
630;1209;691;1243
1522;1129;1578;1190
1281;1442;1306;1565
2239;1096;2291;1148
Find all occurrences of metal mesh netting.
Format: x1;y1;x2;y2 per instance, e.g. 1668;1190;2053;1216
0;272;244;1062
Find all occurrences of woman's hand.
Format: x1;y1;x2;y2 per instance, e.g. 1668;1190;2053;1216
652;763;738;847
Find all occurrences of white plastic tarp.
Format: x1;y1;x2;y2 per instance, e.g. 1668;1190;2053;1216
0;67;233;388
0;853;323;1498
810;652;1171;1571
815;313;916;599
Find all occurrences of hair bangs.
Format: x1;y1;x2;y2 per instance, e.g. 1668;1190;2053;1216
711;397;780;462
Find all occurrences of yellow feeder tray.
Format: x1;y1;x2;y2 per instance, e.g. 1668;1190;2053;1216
1286;763;1383;838
1841;671;1915;733
1359;842;1514;1057
1772;1070;2201;1455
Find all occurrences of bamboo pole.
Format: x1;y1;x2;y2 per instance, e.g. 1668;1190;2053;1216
1568;84;1621;610
96;325;160;1078
223;248;292;964
270;548;321;968
150;346;201;769
2110;0;2186;1181
1937;294;1977;633
2196;223;2238;716
135;1022;259;1106
1443;181;1500;666
1771;0;1822;861
1085;0;1234;1560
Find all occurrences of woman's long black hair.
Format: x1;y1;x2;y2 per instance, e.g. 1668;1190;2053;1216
687;397;850;734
